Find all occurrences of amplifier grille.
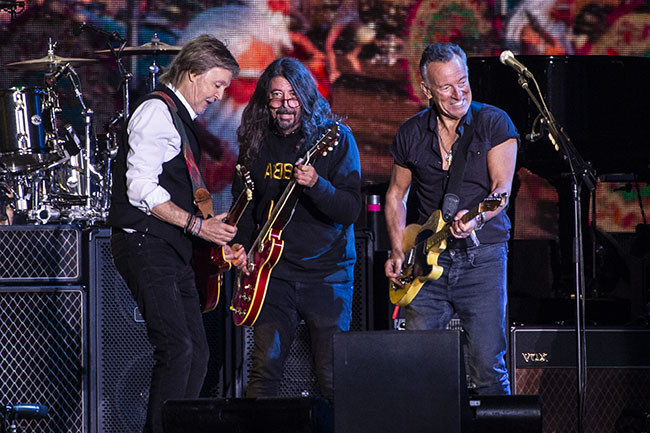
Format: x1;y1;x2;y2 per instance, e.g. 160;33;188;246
0;287;85;433
0;225;81;282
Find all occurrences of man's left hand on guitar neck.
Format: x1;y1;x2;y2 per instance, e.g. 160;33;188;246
450;209;478;239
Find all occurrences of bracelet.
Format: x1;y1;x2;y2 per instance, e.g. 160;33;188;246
475;212;486;231
188;216;202;237
183;214;194;233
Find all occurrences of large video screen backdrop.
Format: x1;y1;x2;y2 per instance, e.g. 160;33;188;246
1;0;649;237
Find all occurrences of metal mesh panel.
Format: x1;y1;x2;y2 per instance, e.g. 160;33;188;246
0;287;85;433
515;368;650;433
0;225;80;282
91;232;154;433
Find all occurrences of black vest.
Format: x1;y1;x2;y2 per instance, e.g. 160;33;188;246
108;86;200;262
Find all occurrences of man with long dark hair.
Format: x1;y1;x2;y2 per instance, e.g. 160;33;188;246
109;35;244;433
233;58;362;401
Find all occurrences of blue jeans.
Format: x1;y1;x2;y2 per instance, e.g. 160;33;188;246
246;277;353;401
405;242;510;395
111;231;209;433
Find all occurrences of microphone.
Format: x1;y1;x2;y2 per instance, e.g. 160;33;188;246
73;22;126;43
4;404;49;420
499;50;533;78
45;63;70;87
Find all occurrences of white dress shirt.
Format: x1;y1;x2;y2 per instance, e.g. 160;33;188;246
125;84;197;214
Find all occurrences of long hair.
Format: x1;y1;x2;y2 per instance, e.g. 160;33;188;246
160;34;240;87
237;58;338;164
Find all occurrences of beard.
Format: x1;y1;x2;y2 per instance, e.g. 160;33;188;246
274;107;300;132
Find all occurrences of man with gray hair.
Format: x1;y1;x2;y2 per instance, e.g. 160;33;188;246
109;35;245;433
385;42;518;395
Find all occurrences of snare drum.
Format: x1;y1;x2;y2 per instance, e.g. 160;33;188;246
0;87;59;173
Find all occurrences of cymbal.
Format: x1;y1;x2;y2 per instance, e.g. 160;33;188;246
96;41;182;56
6;55;98;72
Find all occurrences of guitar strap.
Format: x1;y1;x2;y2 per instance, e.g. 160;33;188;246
441;102;483;222
152;90;214;218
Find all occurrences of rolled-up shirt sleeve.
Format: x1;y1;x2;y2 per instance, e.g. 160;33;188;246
125;99;181;213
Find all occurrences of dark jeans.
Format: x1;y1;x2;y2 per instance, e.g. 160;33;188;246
405;242;510;395
246;277;353;401
111;231;209;433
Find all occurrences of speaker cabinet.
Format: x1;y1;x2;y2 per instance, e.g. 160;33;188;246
0;225;81;282
236;230;374;397
511;326;650;433
0;286;86;433
88;229;154;433
333;330;469;433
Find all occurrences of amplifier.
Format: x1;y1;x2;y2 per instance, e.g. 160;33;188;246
0;225;81;282
511;326;650;433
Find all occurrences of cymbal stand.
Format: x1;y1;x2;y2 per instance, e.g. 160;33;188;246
148;33;163;91
515;71;596;433
64;65;93;212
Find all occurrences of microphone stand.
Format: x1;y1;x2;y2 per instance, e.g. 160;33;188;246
514;71;596;433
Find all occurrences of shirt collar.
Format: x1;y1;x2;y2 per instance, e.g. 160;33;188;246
167;83;198;120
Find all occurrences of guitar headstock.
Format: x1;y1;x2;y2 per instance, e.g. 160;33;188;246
304;122;340;163
236;164;254;200
479;193;507;213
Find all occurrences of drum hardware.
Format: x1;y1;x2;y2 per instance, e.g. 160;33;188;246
2;37;117;226
5;39;97;72
96;33;182;92
0;86;60;173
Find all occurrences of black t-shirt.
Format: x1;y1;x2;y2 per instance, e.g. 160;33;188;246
391;101;519;245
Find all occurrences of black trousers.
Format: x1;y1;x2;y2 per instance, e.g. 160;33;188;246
111;231;209;433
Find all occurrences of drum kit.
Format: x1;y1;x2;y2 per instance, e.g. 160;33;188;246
1;34;182;225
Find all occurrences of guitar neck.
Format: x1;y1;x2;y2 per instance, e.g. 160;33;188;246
225;189;251;226
248;179;301;259
427;205;483;249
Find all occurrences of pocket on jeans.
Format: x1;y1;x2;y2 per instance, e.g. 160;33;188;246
468;243;507;268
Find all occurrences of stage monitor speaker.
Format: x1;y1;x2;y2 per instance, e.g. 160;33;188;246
0;286;86;433
237;230;374;397
162;397;332;433
87;229;154;433
511;326;650;433
333;330;469;433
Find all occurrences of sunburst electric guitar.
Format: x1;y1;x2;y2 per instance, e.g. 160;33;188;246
230;123;340;326
389;195;506;307
195;165;254;313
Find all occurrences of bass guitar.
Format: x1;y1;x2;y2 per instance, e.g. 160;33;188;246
195;165;254;313
231;123;340;326
389;195;506;307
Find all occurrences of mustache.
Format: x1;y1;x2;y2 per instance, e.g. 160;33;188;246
276;107;296;115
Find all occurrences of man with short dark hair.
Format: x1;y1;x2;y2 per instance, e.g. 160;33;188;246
385;42;518;395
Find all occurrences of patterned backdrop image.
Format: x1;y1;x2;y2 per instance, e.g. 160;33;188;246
1;0;649;217
1;1;650;432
